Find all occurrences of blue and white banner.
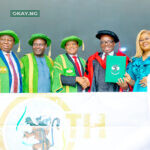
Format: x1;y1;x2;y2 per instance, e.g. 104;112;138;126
0;93;149;150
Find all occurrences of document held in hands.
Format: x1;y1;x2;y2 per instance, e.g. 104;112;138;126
105;56;126;83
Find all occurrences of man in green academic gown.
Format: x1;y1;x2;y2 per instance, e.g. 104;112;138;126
21;33;53;93
0;30;22;93
52;35;90;93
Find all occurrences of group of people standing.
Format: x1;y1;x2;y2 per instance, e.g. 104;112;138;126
0;29;149;93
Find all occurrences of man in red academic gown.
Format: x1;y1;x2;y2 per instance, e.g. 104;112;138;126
84;30;131;92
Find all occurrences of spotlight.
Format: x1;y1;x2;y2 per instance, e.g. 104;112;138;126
120;47;127;52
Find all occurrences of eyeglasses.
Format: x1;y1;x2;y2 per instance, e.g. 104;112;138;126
139;37;150;42
100;40;114;45
33;43;45;47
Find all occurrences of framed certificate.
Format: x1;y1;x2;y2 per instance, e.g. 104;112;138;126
105;56;126;83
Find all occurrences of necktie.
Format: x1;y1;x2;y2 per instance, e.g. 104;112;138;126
103;53;108;64
6;53;18;93
72;56;82;77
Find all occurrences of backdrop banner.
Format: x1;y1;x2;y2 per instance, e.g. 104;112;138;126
0;92;149;150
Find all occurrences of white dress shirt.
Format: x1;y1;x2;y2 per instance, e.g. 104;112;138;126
102;51;114;60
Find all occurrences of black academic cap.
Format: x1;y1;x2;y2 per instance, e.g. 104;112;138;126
96;30;119;43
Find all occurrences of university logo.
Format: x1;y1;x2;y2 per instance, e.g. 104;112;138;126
0;95;68;150
111;65;120;75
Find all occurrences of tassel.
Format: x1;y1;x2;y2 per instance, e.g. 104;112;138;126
48;45;51;57
17;41;21;53
82;41;85;51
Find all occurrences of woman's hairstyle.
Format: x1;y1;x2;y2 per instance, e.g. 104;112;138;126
135;29;150;58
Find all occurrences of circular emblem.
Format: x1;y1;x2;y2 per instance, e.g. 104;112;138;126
0;96;69;150
111;65;120;75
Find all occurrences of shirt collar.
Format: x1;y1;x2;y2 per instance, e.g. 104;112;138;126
2;50;12;55
68;54;78;58
103;51;114;56
35;55;45;59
